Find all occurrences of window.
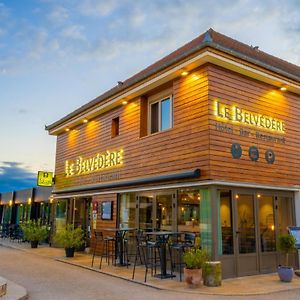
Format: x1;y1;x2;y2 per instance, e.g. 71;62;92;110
111;117;119;138
149;96;172;134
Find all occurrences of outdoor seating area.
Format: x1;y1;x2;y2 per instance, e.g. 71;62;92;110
0;224;23;242
90;228;198;283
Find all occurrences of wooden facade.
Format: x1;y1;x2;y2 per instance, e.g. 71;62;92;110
53;63;300;190
47;29;300;278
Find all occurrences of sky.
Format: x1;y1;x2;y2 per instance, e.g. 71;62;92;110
1;0;300;192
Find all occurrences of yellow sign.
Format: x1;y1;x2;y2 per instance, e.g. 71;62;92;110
65;149;124;177
214;100;285;133
37;171;54;187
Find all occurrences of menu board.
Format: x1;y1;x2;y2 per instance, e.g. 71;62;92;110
288;227;300;248
101;201;113;220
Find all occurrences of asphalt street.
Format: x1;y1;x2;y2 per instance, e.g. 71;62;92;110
0;246;299;300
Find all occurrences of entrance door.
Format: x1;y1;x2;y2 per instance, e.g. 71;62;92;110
137;191;175;231
234;192;259;276
71;197;92;246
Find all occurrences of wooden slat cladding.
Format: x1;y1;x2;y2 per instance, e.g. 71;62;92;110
208;64;300;186
90;194;117;255
54;66;209;190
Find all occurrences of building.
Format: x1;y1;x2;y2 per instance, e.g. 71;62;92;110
46;29;300;278
0;187;53;226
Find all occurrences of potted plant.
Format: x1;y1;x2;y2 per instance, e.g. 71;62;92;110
182;248;208;288
20;219;48;248
53;224;84;257
277;234;297;282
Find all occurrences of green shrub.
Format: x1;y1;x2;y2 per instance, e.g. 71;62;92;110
20;219;48;242
278;234;297;266
53;224;84;249
183;248;208;269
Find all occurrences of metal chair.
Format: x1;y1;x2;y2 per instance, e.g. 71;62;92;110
170;232;196;281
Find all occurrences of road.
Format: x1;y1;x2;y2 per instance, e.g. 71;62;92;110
0;246;299;300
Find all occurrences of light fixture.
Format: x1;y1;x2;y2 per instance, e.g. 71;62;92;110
257;194;261;198
83;119;88;123
28;197;32;205
65;128;70;132
50;198;53;204
192;74;200;80
235;194;239;199
122;100;128;105
9;200;13;206
280;86;287;92
181;70;189;76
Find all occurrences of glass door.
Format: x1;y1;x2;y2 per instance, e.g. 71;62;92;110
137;191;176;231
138;194;154;230
156;193;173;231
234;192;259;276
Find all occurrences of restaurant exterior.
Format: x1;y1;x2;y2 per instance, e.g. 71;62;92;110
46;29;300;278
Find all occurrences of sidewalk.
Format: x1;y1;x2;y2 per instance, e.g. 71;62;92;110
1;238;300;296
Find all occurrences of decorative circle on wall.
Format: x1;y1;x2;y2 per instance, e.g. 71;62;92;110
265;149;275;164
231;143;242;159
248;146;259;161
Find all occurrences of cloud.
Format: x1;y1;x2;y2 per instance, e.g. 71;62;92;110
47;6;69;24
78;0;118;17
0;162;36;193
60;24;85;40
17;108;28;114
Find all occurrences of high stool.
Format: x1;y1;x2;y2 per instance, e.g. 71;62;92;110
91;231;116;269
132;230;161;282
170;232;196;281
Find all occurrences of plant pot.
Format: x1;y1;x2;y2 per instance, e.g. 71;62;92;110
30;240;39;248
184;268;202;288
203;261;222;287
277;266;294;282
65;247;75;258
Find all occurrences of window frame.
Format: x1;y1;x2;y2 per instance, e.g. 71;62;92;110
148;94;173;135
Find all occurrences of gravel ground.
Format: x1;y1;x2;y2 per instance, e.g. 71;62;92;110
0;246;299;300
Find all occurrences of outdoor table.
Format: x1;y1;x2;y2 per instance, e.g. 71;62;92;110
105;228;136;266
145;231;178;279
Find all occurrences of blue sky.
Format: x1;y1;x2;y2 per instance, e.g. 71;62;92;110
1;0;300;192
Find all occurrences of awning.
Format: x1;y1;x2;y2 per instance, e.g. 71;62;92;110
54;169;201;195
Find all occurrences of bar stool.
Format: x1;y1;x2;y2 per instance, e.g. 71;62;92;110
91;231;103;267
132;230;161;282
91;231;116;269
170;232;196;281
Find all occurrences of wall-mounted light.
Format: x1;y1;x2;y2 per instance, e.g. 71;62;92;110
65;128;70;132
280;86;287;92
122;100;128;105
181;70;189;76
257;194;261;198
9;200;13;206
235;194;239;199
83;119;88;123
28;197;32;205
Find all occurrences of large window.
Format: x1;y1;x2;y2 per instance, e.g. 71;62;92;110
149;96;172;134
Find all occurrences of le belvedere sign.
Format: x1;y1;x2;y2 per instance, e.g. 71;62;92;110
65;149;123;177
214;100;285;134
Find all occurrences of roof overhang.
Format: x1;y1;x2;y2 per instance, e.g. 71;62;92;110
47;48;300;135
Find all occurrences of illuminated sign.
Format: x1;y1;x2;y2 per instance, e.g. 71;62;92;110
65;149;124;177
214;100;285;134
37;171;54;187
